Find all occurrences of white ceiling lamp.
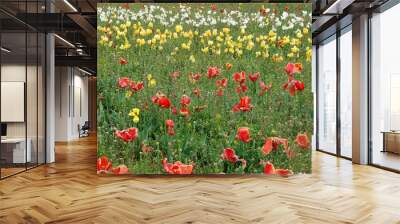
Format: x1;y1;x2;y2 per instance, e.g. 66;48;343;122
1;47;11;53
63;0;78;12
54;34;75;48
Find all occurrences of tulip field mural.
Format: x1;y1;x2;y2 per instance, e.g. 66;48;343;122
97;3;313;175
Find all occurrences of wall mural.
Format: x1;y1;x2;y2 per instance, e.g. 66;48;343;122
97;3;313;175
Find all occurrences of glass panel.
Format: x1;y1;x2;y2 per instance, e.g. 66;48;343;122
1;30;27;177
317;36;337;154
38;32;45;165
339;28;352;158
27;31;38;169
371;4;400;171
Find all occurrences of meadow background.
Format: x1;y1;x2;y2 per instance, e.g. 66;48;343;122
97;3;313;175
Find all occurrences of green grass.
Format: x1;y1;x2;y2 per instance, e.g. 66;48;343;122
97;3;313;174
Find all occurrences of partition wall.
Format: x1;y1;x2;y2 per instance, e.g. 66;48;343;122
0;1;46;179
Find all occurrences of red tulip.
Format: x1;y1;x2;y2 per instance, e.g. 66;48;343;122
165;119;175;128
112;164;129;175
180;107;190;116
119;57;128;65
192;73;202;81
249;72;260;82
233;71;246;84
158;96;171;108
115;127;138;142
262;138;274;155
282;79;305;96
167;127;175;136
180;95;191;106
215;78;228;88
193;88;201;97
130;81;144;92
217;89;224;96
295;133;309;149
210;4;217;11
170;71;180;79
261;137;294;158
232;96;254;112
97;155;112;174
162;158;193;174
285;62;302;76
118;77;131;88
171;106;178;115
259;81;272;96
225;63;232;70
221;148;239;163
207;66;220;79
264;161;293;177
235;127;251;143
235;84;248;93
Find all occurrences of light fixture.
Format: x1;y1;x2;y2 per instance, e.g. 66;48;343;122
322;0;355;15
1;47;11;53
63;0;78;12
54;34;75;48
78;67;93;76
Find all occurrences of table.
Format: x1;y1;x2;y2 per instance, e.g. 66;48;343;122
381;131;400;154
1;138;31;163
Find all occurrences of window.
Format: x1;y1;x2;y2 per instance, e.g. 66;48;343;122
317;36;337;154
370;3;400;171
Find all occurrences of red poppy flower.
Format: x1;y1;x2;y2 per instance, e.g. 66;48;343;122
259;81;272;96
221;148;239;163
285;62;302;76
191;73;202;81
170;71;180;79
220;8;225;13
233;71;246;84
207;66;220;79
97;155;112;174
249;72;260;82
119;57;128;65
284;6;289;11
112;164;129;175
235;127;251;143
158;96;171;108
264;161;293;177
295;133;309;149
225;63;232;70
232;96;254;112
115;127;138;142
180;95;191;106
165;119;174;128
193;88;201;97
130;81;144;92
162;158;193;174
180;107;190;116
210;4;217;11
118;77;131;88
215;78;228;88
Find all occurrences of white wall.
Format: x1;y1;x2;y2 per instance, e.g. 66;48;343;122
54;67;89;141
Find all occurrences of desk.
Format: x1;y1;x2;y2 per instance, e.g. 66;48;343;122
1;138;31;163
381;131;400;154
